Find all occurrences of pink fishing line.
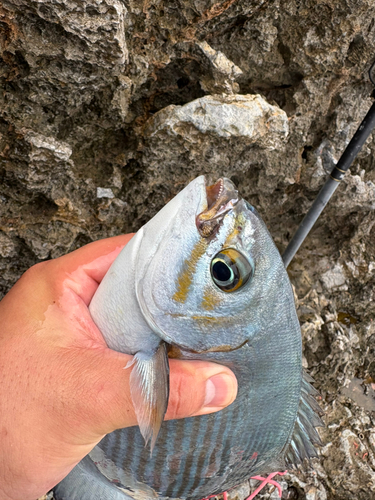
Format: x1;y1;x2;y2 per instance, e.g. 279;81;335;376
201;471;287;500
247;471;287;499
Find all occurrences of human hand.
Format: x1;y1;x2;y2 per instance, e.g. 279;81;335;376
0;235;237;500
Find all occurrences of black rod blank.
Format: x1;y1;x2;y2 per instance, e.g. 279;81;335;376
282;99;375;268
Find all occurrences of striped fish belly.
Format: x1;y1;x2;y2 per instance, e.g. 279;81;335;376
91;346;300;500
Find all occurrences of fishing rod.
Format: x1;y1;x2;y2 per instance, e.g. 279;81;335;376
282;62;375;268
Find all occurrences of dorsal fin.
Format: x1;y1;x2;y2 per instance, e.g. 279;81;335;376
284;371;324;467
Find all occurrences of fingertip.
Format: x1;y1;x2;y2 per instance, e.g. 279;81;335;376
195;371;238;416
203;372;238;407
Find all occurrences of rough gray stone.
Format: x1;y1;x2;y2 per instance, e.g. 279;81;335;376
97;187;115;199
195;40;243;94
144;94;288;144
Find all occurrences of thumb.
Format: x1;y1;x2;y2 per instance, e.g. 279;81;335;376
166;359;238;420
85;349;237;437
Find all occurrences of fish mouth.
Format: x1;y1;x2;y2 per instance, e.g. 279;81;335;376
186;338;248;354
196;177;239;237
168;339;248;358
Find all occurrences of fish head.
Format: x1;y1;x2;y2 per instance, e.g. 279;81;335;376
137;175;288;354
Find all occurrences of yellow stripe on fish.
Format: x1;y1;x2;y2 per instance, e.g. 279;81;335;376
201;285;222;310
173;238;207;303
223;213;246;247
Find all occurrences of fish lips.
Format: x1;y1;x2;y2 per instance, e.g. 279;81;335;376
196;177;239;238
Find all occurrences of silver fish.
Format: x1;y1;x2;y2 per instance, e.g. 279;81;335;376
55;176;323;500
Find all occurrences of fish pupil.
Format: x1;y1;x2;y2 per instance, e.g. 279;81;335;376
213;261;231;282
210;248;252;292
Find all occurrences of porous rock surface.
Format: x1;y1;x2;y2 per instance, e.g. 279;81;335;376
0;1;374;499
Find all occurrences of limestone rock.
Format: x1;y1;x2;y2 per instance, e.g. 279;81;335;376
145;94;288;146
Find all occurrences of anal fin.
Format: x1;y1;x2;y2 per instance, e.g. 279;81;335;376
127;342;169;452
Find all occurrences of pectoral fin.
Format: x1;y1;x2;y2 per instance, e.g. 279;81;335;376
127;342;169;452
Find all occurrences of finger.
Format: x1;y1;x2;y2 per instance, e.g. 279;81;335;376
83;350;238;438
56;234;134;281
166;359;238;419
50;234;134;305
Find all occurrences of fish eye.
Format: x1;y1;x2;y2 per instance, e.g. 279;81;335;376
210;249;253;292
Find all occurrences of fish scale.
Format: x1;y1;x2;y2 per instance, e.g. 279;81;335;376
55;176;323;500
82;334;300;499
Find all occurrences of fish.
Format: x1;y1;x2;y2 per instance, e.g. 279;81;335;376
54;175;323;500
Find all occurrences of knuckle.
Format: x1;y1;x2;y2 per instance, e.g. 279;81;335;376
167;376;184;420
167;366;202;421
22;260;52;283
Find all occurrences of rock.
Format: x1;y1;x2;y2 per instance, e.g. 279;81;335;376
0;231;16;258
320;263;348;290
38;493;54;500
227;480;251;500
144;94;288;145
137;94;289;204
97;187;115;199
195;41;243;94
